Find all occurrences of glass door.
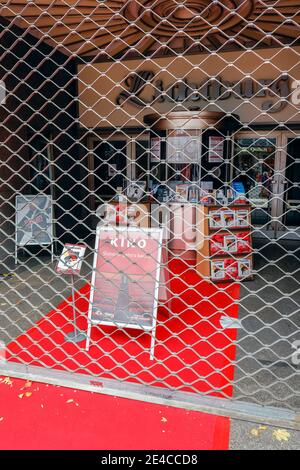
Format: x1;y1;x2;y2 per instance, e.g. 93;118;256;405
232;133;280;237
279;135;300;239
88;136;131;211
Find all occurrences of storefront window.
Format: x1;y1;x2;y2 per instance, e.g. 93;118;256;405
233;138;276;227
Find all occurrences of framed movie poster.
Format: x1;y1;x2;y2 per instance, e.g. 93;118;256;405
15;194;52;247
150;137;161;162
86;225;163;359
167;133;201;163
208;136;224;163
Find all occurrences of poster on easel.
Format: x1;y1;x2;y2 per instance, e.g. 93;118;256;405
15;194;53;263
86;225;163;359
56;243;87;343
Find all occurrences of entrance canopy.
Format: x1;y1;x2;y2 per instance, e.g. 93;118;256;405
0;1;300;60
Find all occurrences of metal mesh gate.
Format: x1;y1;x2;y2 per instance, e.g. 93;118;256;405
0;1;300;428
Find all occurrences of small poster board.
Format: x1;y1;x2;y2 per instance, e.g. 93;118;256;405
56;244;86;275
15;194;53;263
86;225;163;359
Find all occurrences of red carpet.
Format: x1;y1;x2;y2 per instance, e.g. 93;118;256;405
0;376;230;450
7;259;240;397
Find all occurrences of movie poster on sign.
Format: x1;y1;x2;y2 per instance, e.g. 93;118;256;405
88;226;163;330
211;260;225;280
15;194;52;246
209;210;223;229
238;258;252;278
56;244;86;275
235;210;250;227
224;235;238;253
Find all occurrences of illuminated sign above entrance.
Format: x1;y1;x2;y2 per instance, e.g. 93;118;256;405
116;71;290;113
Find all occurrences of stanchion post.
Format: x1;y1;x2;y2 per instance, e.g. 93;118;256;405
64;273;86;343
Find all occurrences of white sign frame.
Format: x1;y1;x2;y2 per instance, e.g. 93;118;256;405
15;194;53;264
86;225;163;360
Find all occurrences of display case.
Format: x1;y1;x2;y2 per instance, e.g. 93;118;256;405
196;204;253;282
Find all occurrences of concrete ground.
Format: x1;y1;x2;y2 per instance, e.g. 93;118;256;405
0;246;90;344
234;238;300;410
230;418;300;450
0;238;300;449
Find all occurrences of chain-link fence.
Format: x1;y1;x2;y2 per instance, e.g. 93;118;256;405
0;1;300;428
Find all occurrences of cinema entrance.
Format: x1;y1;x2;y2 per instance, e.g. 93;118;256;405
86;128;300;240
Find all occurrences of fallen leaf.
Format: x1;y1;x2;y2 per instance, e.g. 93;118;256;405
18;392;32;399
0;417;3;422
21;381;32;391
41;404;44;409
2;377;13;386
250;425;268;437
273;429;290;442
161;417;167;423
66;399;74;404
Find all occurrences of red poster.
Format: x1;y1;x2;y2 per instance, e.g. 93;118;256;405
89;226;163;330
224;258;239;280
236;232;251;253
210;234;225;255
